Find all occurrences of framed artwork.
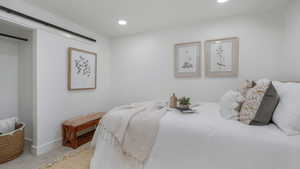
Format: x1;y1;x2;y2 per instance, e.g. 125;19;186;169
174;42;201;78
205;37;239;77
68;48;97;90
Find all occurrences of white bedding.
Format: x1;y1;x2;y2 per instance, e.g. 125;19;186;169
91;102;300;169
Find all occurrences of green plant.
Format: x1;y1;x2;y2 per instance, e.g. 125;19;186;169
178;97;191;105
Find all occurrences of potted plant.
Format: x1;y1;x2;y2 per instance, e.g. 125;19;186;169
178;97;191;110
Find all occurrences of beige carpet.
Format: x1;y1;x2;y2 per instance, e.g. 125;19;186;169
39;146;94;169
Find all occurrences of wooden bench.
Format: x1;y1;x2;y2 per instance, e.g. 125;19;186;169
62;112;106;149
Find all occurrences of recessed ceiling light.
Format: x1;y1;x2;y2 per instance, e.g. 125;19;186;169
217;0;229;3
118;20;127;26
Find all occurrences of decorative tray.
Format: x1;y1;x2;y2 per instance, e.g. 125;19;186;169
175;107;195;113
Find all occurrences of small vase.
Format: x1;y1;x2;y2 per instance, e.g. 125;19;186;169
169;93;177;108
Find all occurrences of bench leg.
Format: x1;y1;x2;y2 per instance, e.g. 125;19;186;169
63;126;78;149
70;134;78;149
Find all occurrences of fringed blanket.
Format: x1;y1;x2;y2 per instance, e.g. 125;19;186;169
92;101;168;165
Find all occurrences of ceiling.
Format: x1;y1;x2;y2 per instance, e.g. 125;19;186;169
23;0;288;38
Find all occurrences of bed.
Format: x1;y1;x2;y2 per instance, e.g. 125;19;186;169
90;102;300;169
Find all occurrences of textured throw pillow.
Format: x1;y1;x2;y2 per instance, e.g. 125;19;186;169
272;81;300;135
220;90;245;120
0;117;18;134
240;79;280;125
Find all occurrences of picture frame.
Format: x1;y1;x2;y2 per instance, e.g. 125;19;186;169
205;37;239;77
174;42;202;78
68;48;97;90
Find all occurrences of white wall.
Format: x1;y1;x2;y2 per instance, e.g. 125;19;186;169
0;38;19;119
34;29;111;154
18;37;34;141
0;0;112;155
111;10;285;106
282;0;300;81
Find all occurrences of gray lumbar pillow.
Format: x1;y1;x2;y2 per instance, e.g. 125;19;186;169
250;83;280;125
240;79;280;126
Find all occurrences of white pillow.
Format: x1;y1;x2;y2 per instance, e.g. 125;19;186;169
0;117;18;134
220;90;245;120
272;81;300;135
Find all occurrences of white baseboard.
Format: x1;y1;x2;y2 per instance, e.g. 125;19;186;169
31;138;62;156
25;137;33;147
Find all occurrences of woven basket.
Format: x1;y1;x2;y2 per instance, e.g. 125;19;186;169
0;123;25;164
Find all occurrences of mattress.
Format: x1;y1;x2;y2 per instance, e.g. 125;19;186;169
91;102;300;169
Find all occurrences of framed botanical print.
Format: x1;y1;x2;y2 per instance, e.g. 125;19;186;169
174;42;201;78
205;37;239;77
68;48;97;90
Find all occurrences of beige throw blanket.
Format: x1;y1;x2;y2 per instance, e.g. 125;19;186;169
92;101;168;164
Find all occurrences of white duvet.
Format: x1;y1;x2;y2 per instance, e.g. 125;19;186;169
91;102;300;169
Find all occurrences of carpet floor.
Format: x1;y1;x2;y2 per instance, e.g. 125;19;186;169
39;146;93;169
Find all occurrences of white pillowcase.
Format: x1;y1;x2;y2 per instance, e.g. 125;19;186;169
220;90;245;120
0;117;18;134
272;81;300;135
